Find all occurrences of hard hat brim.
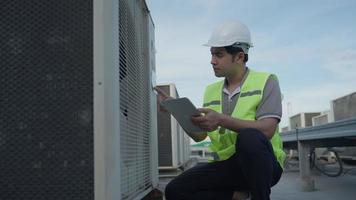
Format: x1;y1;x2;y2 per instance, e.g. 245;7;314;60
203;42;253;54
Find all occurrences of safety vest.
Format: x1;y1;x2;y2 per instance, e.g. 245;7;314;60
203;69;286;167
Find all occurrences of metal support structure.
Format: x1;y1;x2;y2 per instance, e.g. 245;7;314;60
298;141;315;191
281;117;356;192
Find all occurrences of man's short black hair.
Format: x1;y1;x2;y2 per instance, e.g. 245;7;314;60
224;46;248;63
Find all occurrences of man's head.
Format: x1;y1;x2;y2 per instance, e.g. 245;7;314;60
210;46;246;77
205;20;252;77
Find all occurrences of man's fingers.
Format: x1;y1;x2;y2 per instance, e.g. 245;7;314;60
154;86;169;98
157;105;168;113
197;108;211;114
191;115;205;123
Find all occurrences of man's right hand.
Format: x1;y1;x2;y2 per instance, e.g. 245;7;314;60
153;86;173;112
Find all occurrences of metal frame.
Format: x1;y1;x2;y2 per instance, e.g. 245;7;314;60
94;0;121;199
282;117;356;145
282;117;356;191
148;10;159;193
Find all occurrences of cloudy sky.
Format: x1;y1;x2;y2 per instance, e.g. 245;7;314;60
146;0;356;128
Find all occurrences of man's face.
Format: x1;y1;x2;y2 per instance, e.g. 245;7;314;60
210;47;241;77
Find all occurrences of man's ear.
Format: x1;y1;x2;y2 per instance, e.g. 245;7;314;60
233;52;244;63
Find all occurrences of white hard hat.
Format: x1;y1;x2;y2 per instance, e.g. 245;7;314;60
204;20;253;53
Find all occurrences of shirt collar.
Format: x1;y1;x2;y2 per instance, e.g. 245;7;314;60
223;67;250;99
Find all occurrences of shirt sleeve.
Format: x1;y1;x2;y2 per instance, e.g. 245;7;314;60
256;75;282;122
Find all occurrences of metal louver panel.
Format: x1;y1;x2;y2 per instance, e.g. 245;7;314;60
119;0;152;199
0;0;94;199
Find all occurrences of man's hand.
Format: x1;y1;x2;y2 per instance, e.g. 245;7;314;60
191;108;222;132
153;86;173;112
154;86;172;102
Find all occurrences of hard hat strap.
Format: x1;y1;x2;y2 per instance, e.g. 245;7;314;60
231;42;250;54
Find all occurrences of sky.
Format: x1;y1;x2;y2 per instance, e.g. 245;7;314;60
146;0;356;128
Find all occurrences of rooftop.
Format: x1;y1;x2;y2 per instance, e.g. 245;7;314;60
158;160;356;200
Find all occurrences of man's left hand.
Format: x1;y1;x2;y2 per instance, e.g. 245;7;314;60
191;108;222;132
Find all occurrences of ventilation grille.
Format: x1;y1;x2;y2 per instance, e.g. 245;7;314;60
0;0;94;199
119;0;152;199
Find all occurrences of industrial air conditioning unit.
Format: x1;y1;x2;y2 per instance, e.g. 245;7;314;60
312;110;332;126
157;84;191;170
280;126;290;132
178;124;191;169
331;91;356;121
289;112;321;130
0;0;158;200
330;92;356;161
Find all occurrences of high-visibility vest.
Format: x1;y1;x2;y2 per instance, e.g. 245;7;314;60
203;69;286;167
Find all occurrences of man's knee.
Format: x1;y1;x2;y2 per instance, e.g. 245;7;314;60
237;128;270;154
164;180;175;199
165;178;184;200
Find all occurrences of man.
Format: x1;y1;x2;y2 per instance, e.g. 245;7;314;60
156;20;285;200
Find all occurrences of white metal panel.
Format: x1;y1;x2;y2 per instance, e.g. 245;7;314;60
170;84;179;167
169;84;179;168
94;0;121;200
178;126;191;166
183;129;191;164
148;10;159;190
329;100;335;123
178;126;184;166
289;112;321;129
301;113;306;127
312;111;331;126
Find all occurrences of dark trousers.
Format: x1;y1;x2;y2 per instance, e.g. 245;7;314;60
165;128;283;200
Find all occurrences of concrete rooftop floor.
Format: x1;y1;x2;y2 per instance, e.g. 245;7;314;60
158;162;356;200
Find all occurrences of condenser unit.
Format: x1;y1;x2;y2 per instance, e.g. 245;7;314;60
331;91;356;121
330;92;356;162
289;112;321;130
157;84;191;170
0;0;158;200
177;123;191;169
312;110;332;126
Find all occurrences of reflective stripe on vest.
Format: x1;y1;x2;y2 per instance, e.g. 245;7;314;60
203;70;286;167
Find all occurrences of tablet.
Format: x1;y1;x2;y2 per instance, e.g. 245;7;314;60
161;97;204;133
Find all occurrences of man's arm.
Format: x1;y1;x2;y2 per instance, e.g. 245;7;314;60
192;109;278;139
220;116;278;139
